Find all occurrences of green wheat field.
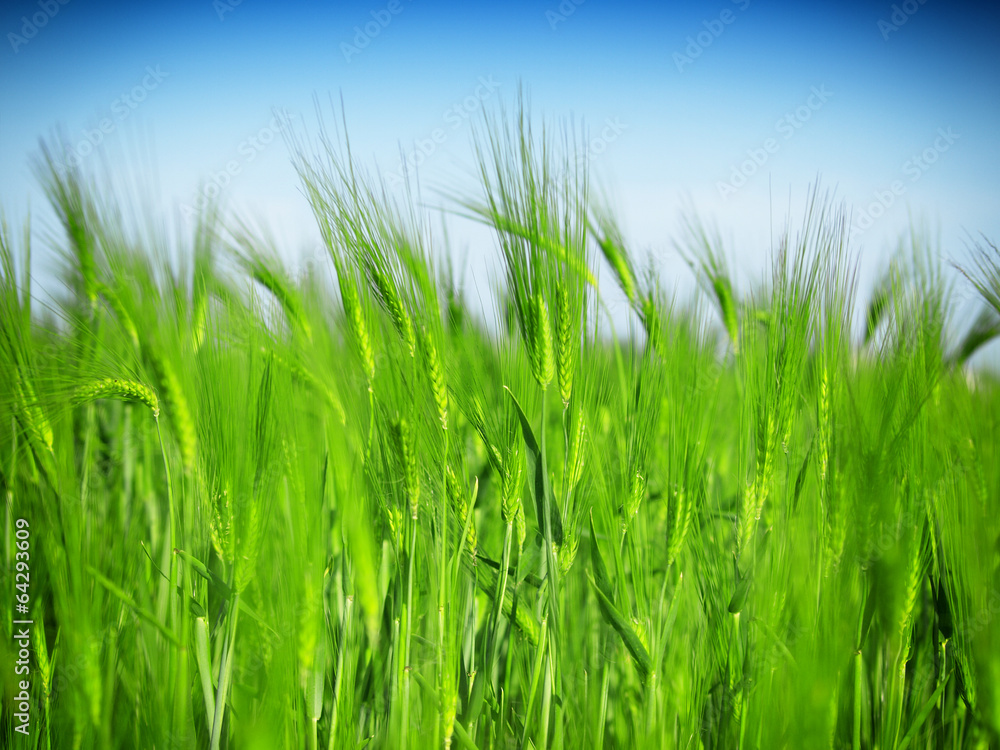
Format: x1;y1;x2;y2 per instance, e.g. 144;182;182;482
2;104;999;749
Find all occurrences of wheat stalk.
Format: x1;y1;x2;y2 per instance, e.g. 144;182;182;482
529;292;555;390
555;283;575;405
392;417;420;519
565;405;586;495
152;353;197;473
14;374;54;453
337;264;376;385
420;325;448;430
74;377;159;417
446;464;477;560
596;232;638;307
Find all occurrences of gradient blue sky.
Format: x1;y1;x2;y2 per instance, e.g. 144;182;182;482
2;0;999;322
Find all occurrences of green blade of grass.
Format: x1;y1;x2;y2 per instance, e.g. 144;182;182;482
588;573;653;679
86;566;181;646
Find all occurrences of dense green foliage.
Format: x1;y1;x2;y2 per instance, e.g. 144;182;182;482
2;106;1000;749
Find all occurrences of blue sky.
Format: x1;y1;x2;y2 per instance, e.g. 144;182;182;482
2;0;999;323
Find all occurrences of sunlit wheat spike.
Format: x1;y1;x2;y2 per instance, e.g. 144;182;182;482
236;499;266;593
899;528;923;637
823;485;847;574
501;443;524;525
267;346;345;424
192;284;208;351
555;283;575;404
152;354;197;473
565;405;586;494
665;485;692;569
557;521;579;576
446;464;477;559
640;293;661;352
209;487;235;564
625;468;646;521
391;417;420;519
817;365;831;485
420;325;448;430
529;292;555;389
97;282;140;351
233;231;314;342
712;274;739;351
514;502;527;552
74;377;160;417
14;375;54;452
337;266;375;384
250;263;313;341
367;260;416;358
736;481;760;572
596;232;637;307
